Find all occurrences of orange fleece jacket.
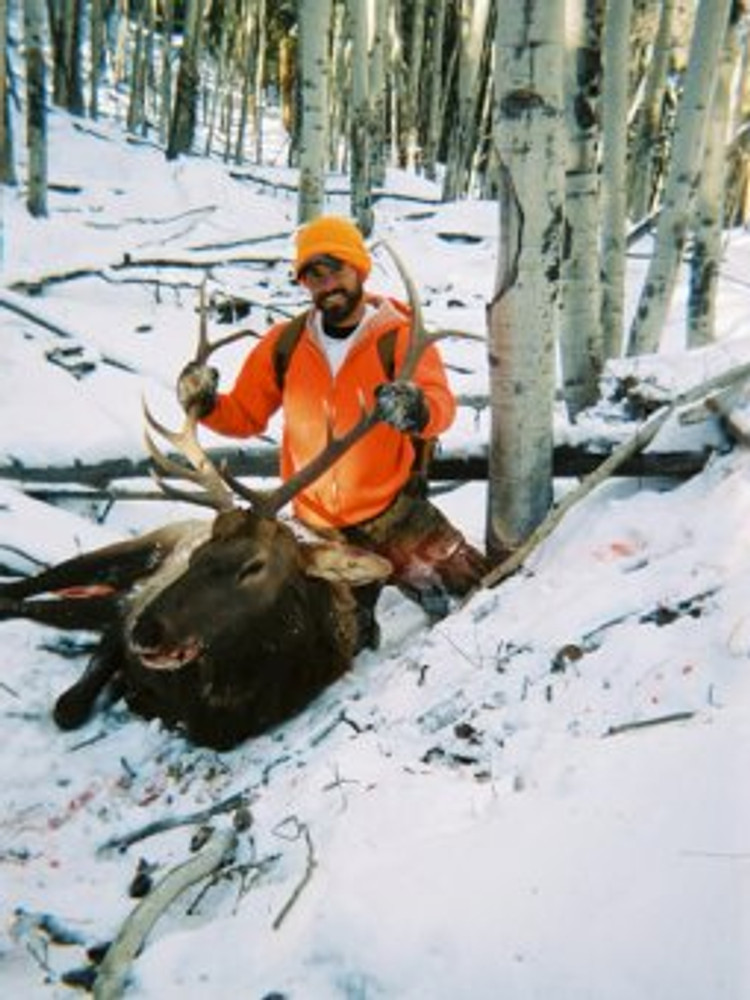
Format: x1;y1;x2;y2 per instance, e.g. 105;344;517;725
201;295;456;529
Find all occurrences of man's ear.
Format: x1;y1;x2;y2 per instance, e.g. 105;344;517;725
302;543;392;586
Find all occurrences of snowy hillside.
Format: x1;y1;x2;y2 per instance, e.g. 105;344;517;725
2;112;749;999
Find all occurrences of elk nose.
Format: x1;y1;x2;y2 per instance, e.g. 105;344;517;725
131;615;165;650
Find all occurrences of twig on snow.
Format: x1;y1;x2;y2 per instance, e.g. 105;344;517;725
604;711;696;737
98;791;249;854
93;827;237;1000
271;819;316;931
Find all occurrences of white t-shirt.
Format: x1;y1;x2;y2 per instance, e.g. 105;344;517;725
312;305;377;377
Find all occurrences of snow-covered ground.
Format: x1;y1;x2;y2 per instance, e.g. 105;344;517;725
2;110;750;999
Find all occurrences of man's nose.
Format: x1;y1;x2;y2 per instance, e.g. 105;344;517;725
317;270;340;290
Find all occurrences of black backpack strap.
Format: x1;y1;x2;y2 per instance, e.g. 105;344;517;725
273;311;309;391
375;328;399;380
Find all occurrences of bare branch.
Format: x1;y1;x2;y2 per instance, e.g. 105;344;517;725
93;828;238;1000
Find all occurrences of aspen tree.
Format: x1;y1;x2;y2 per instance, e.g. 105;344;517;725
24;0;47;217
687;15;741;346
297;0;332;222
629;0;677;222
368;0;388;187
600;0;633;360
442;0;492;201
423;0;448;181
166;0;203;159
0;0;16;184
628;0;733;356
349;0;373;232
560;0;604;417
487;0;564;559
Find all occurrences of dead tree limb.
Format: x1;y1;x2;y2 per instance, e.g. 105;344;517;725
93;828;238;1000
98;792;249;855
0;445;711;495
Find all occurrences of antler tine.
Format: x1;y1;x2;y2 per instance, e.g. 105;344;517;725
193;277;262;366
375;238;484;380
142;400;236;512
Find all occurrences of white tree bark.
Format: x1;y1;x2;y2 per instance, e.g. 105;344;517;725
599;0;633;360
24;0;48;217
297;0;332;222
403;0;426;168
368;0;388;187
349;0;372;231
442;0;491;201
166;0;203;159
486;0;565;560
687;18;740;347
0;0;16;184
560;0;604;418
422;0;447;181
629;0;677;222
627;0;732;357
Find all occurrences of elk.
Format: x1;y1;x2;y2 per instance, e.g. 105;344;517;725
0;246;467;749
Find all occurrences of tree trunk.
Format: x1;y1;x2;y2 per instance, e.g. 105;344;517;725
297;0;332;222
599;0;633;360
559;0;604;418
486;0;565;561
0;0;16;185
166;0;203;160
368;0;388;188
403;0;426;169
158;0;174;146
126;4;147;135
442;0;492;201
627;0;732;356
24;0;48;217
628;0;676;222
349;0;373;233
63;0;84;114
422;0;448;181
328;0;347;171
88;0;104;118
687;16;739;347
252;0;266;162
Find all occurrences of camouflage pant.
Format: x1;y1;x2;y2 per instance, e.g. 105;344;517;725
339;491;490;621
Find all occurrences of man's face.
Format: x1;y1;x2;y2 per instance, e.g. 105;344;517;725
299;255;365;326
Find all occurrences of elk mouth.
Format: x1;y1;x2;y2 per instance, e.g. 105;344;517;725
132;636;203;671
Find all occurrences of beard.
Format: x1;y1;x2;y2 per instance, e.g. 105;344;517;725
314;280;365;327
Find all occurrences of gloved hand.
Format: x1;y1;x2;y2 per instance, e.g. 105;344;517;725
374;380;429;433
177;361;219;417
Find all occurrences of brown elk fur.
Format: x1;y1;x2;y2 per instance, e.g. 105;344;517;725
0;511;390;750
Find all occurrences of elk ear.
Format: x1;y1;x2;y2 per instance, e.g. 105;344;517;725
302;543;392;586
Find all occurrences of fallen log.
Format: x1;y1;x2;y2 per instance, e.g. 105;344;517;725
0;444;712;495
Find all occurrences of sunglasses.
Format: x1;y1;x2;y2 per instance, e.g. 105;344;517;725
298;255;345;283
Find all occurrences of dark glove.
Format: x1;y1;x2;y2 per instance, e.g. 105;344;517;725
374;380;429;433
177;361;219;417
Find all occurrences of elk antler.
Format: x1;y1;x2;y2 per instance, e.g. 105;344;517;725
142;278;268;512
194;279;262;365
143;403;236;511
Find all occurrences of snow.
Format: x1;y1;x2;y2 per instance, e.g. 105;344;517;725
2;109;750;1000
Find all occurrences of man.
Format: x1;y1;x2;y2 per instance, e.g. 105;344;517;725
178;215;488;628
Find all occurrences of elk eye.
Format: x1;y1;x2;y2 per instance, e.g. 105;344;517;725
237;557;265;581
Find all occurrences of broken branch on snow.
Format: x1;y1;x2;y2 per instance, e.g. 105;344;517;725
92;827;237;1000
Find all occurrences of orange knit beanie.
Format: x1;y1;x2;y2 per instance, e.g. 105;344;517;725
294;215;372;279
